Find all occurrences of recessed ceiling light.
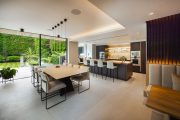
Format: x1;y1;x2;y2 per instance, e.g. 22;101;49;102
149;12;154;16
71;9;81;15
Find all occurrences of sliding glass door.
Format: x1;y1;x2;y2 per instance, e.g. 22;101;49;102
41;35;66;66
0;32;67;79
0;33;39;79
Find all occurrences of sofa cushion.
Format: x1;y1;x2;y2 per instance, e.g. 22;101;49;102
176;65;180;76
172;73;180;91
162;65;175;88
149;64;162;86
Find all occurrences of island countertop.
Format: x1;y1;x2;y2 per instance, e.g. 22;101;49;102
90;59;132;65
86;59;133;81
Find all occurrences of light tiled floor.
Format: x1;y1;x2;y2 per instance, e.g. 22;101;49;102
0;72;153;120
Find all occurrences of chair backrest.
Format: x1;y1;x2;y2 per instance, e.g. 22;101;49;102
39;72;49;82
63;60;67;65
39;72;51;93
97;60;103;67
90;59;95;66
107;61;114;69
83;59;88;65
81;72;90;80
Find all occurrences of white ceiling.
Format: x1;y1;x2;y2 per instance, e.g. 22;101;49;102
86;0;180;44
0;0;180;45
0;0;123;38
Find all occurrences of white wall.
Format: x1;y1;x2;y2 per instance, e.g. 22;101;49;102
68;41;78;64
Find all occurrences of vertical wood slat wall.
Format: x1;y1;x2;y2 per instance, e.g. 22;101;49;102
146;13;180;65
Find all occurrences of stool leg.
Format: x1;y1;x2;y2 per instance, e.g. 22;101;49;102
105;68;108;80
110;69;111;78
113;69;115;82
101;67;103;79
96;66;97;78
94;66;95;77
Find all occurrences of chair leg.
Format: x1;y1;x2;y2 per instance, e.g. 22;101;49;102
78;80;90;93
78;81;80;93
46;93;48;109
45;88;67;109
64;88;67;100
41;88;43;101
113;69;115;82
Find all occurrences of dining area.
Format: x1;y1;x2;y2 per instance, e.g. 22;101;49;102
31;63;90;109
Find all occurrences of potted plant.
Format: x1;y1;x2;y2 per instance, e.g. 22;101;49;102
0;67;17;83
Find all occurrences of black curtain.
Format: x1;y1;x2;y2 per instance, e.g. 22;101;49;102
146;13;180;64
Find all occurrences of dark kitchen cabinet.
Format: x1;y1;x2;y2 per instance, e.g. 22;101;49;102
96;45;107;59
141;41;146;74
131;42;140;51
130;42;146;74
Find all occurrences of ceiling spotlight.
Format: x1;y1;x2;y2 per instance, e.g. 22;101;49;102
52;27;54;30
60;21;63;24
149;12;154;16
71;9;81;15
54;25;57;28
57;23;60;26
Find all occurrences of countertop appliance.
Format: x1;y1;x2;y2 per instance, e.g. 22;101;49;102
131;51;141;67
99;52;105;59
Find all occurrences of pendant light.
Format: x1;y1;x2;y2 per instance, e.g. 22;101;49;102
57;23;60;38
60;21;63;38
64;18;67;38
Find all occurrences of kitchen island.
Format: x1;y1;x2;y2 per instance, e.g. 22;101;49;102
87;59;133;81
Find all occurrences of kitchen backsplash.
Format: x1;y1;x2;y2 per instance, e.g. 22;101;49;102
106;47;130;60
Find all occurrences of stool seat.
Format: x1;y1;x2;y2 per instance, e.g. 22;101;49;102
89;59;97;76
97;60;106;79
106;61;117;82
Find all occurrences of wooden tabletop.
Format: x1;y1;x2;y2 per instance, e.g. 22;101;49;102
42;65;89;80
146;86;180;119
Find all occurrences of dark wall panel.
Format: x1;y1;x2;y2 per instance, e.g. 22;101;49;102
146;13;180;64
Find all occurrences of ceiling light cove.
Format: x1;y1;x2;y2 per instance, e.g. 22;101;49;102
69;23;125;40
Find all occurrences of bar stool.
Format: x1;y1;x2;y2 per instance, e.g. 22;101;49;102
97;59;105;79
83;58;88;66
90;59;96;76
106;61;117;82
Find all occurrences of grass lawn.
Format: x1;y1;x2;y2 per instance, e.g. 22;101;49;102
0;62;20;69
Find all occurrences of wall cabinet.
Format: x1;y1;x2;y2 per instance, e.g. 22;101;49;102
130;41;146;74
96;45;107;59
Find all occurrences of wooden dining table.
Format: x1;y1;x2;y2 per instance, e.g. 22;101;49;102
42;65;89;79
41;65;89;92
145;85;180;120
